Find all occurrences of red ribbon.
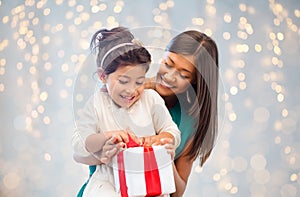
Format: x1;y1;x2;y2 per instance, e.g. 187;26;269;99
144;146;162;196
117;134;162;197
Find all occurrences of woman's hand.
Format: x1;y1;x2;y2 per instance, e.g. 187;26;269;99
144;77;156;90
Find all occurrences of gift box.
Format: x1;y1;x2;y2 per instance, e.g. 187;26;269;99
112;141;175;197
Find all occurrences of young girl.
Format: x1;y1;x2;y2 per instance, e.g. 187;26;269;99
72;27;180;197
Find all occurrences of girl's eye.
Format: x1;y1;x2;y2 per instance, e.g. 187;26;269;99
118;80;128;84
136;82;144;85
136;80;145;85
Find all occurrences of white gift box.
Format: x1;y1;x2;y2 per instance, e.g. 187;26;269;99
112;146;175;197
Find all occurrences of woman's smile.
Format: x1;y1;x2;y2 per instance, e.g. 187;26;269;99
157;74;176;89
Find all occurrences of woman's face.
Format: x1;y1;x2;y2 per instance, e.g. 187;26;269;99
156;51;196;97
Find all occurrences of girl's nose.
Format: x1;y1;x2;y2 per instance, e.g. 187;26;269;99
125;83;137;94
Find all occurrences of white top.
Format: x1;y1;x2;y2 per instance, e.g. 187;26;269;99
72;89;180;187
72;89;181;157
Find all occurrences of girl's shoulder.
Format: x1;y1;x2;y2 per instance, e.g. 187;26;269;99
92;91;112;108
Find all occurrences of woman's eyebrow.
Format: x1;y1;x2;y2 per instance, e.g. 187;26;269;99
166;56;175;64
167;56;193;74
180;68;193;74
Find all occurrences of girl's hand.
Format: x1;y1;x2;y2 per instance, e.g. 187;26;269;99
103;130;129;144
141;132;176;160
100;135;125;164
100;129;139;164
142;132;174;146
161;138;176;160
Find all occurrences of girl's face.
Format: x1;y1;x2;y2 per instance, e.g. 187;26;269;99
102;64;147;108
156;51;196;97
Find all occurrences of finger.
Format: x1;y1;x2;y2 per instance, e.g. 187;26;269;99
128;133;139;143
118;131;129;143
143;137;152;146
164;141;174;148
160;138;173;145
152;138;160;146
136;137;144;145
110;135;120;144
102;147;117;159
100;156;109;164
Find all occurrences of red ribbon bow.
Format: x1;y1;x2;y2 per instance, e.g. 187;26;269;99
117;134;162;197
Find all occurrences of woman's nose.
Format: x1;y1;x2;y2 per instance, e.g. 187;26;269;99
163;69;176;82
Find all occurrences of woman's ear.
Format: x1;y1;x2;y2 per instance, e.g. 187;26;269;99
97;68;107;83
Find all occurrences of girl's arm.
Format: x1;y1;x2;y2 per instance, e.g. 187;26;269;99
85;130;129;154
85;132;109;154
73;151;102;165
171;139;195;197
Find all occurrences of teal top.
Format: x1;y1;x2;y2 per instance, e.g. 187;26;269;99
169;101;195;159
76;101;194;197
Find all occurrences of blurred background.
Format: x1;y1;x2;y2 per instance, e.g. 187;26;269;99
1;0;300;196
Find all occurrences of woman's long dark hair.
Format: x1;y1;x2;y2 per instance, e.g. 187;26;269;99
166;30;219;166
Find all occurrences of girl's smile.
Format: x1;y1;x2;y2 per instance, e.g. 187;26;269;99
102;64;147;108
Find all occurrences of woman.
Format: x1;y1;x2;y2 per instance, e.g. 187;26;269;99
74;30;219;197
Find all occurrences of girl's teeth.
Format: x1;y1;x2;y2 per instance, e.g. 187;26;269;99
121;95;134;101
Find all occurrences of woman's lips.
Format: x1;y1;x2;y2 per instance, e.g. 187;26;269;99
157;75;175;89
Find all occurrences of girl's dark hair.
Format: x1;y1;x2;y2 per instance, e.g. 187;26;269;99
166;30;219;166
90;26;151;74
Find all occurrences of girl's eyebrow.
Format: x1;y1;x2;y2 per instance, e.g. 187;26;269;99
118;75;130;79
118;75;145;79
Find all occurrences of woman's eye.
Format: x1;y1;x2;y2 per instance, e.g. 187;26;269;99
164;63;172;68
179;73;190;79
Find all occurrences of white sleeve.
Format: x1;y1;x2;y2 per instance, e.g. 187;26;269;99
71;95;99;156
147;90;181;148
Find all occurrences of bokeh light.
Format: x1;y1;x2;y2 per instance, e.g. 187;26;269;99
1;0;300;197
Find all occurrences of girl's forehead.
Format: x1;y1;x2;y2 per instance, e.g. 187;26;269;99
113;64;147;76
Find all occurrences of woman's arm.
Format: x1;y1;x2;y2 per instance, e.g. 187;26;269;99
171;139;194;197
